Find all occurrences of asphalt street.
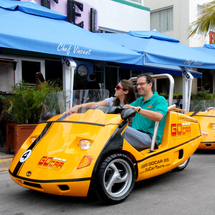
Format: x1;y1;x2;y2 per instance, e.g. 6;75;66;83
0;150;215;215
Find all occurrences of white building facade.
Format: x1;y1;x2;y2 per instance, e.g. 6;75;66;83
81;0;150;32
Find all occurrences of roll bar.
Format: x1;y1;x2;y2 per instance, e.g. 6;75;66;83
150;105;176;152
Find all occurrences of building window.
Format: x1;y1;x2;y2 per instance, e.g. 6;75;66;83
150;6;173;32
22;61;41;84
45;60;63;88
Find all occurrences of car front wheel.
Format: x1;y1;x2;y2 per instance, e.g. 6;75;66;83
96;153;136;204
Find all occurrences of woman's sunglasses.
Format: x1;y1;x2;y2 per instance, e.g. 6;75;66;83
115;85;123;90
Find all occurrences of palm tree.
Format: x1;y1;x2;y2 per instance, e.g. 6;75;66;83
189;1;215;38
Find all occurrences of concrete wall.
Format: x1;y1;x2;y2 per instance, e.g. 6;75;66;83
188;0;211;47
174;75;198;94
83;0;150;32
22;0;150;32
144;0;211;47
0;62;15;92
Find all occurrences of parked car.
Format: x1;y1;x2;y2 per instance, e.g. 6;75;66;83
186;109;215;150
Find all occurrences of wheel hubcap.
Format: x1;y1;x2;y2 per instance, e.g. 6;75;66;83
103;158;133;198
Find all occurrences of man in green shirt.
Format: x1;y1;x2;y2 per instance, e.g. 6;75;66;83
123;73;168;150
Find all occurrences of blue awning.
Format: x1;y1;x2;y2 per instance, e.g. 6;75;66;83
192;45;215;59
121;63;202;78
97;31;215;70
0;0;143;66
204;44;215;49
0;0;67;20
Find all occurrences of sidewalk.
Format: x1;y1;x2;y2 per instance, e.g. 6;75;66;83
0;145;14;172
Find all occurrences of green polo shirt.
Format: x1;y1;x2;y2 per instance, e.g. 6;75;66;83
130;92;168;143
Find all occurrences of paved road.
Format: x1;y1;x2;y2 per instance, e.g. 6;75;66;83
0;150;215;215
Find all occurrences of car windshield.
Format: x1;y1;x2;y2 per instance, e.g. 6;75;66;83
39;89;121;125
190;100;215;112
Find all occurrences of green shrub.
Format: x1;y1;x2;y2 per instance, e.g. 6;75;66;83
0;81;61;124
191;90;213;100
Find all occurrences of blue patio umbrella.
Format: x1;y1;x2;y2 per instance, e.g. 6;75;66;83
204;44;215;49
0;0;143;66
97;31;215;70
121;62;202;78
192;44;215;58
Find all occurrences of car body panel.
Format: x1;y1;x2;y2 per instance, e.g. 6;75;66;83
186;110;215;150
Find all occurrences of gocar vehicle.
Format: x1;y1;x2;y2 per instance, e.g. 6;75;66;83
9;89;202;204
186;109;215;150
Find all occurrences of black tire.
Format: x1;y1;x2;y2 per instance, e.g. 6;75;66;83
95;153;136;204
173;158;190;171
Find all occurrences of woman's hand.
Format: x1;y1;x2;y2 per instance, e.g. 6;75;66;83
63;106;79;115
206;107;215;112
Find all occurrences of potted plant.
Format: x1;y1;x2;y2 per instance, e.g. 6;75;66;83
1;81;61;154
159;93;168;99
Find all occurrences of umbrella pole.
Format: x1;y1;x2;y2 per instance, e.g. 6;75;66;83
70;66;76;108
180;67;193;113
62;57;77;109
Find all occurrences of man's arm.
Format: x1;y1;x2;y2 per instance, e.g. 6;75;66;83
123;104;164;121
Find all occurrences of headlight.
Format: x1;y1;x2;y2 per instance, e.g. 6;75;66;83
212;124;215;129
80;139;91;150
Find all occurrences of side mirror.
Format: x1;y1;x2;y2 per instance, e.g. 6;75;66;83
121;108;136;120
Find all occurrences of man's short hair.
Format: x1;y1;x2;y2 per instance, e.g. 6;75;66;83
137;73;153;87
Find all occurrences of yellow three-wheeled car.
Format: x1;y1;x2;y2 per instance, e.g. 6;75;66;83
9;88;202;204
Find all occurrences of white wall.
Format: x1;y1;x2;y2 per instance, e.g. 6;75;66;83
188;0;211;47
174;75;197;94
0;62;15;92
22;0;150;32
85;0;150;32
144;0;211;47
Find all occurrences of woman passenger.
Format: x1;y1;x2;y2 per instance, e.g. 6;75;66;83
64;79;136;114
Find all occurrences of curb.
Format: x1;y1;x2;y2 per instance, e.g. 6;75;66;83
0;158;13;172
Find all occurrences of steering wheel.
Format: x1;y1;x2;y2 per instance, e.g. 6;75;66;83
107;106;124;114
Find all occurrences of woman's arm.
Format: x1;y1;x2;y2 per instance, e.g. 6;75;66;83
64;99;108;114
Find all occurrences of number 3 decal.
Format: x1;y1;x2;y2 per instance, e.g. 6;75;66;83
20;149;32;163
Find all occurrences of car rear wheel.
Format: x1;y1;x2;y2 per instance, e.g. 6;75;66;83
96;153;136;204
173;158;190;171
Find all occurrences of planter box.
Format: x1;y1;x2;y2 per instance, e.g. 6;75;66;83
6;124;37;154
